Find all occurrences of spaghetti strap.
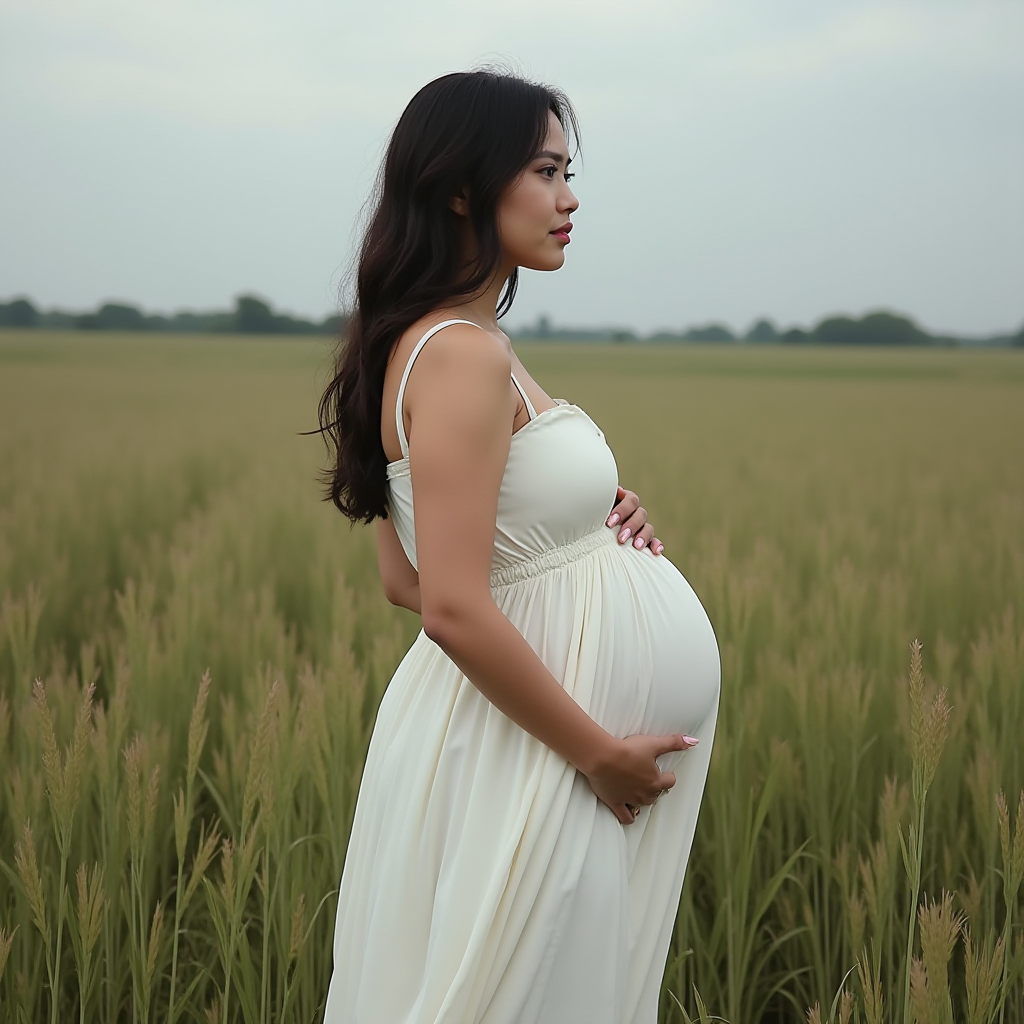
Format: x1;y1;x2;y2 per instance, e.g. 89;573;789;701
394;319;477;460
511;371;538;421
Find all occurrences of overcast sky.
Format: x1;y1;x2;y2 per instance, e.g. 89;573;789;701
1;0;1022;336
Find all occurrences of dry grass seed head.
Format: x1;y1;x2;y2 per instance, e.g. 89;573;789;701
184;820;222;909
33;678;96;841
187;670;212;784
173;787;188;863
857;951;884;1024
958;872;984;927
75;862;106;959
997;790;1011;875
145;901;164;992
0;925;16;983
218;838;236;906
806;1001;822;1024
922;687;951;792
124;735;143;850
832;841;852;898
838;989;853;1024
1004;790;1024;899
908;640;925;769
204;991;221;1024
13;821;48;944
859;842;882;929
963;926;1003;1024
67;680;96;814
918;891;964;1024
240;680;280;837
909;956;929;1024
288;893;306;965
31;680;63;823
848;892;867;956
919;890;964;963
880;775;908;837
143;763;160;845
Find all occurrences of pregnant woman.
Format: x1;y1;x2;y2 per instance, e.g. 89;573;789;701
319;70;721;1024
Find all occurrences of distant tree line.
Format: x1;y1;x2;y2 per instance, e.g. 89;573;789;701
0;295;347;336
2;295;1022;347
516;311;1024;347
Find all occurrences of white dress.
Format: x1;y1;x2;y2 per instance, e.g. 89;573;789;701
323;320;721;1024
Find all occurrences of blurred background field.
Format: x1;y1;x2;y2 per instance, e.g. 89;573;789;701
0;331;1022;1022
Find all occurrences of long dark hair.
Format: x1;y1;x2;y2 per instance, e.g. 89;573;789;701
317;70;579;524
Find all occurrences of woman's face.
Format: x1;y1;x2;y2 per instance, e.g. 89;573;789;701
496;110;579;273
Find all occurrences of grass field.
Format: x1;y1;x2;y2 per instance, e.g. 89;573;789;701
1;330;1022;1023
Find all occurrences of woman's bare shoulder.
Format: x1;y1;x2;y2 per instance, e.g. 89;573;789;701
392;314;511;378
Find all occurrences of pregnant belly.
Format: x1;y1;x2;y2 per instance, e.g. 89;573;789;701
496;539;721;741
593;548;721;739
636;553;720;734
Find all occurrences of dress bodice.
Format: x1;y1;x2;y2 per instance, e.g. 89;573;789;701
384;320;620;586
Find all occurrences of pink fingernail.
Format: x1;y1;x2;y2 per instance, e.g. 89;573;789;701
683;736;699;745
607;513;619;527
618;528;631;542
634;537;644;549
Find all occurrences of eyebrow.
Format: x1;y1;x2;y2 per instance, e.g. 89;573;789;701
535;150;572;166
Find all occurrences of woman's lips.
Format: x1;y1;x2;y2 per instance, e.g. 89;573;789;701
550;225;572;244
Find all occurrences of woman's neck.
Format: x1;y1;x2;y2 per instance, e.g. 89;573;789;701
445;287;504;332
442;253;517;333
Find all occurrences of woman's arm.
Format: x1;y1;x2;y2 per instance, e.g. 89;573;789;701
401;322;686;823
376;483;661;614
377;485;661;615
376;517;420;613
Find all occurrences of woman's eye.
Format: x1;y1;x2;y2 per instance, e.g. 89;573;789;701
540;166;574;182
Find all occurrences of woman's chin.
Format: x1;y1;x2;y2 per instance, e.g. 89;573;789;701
519;252;567;273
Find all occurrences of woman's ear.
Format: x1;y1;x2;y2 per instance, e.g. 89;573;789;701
449;187;470;218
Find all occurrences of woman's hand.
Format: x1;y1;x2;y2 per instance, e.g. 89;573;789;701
585;733;699;825
606;485;664;555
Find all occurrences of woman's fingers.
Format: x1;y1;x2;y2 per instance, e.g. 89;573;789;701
607;487;664;554
588;731;700;824
599;798;636;825
613;507;649;545
618;505;647;543
631;523;655;550
606;487;638;529
653;733;691;758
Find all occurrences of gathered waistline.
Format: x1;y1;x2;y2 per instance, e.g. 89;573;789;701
490;526;616;588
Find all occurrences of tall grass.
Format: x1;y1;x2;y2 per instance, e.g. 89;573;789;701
1;332;1021;1021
